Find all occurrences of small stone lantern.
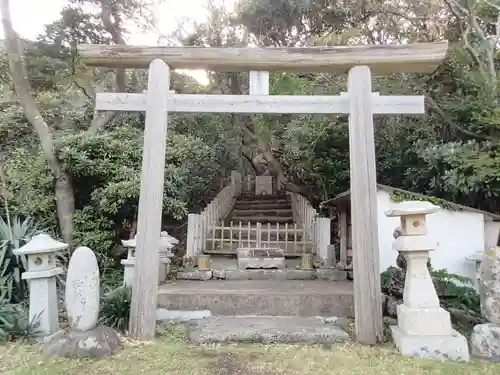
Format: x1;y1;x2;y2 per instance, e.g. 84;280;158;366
121;231;178;286
385;201;469;361
466;250;484;291
14;234;66;336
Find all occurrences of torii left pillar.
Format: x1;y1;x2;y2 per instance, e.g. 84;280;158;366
129;59;171;340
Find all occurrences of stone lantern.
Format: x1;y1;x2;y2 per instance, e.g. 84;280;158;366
121;231;178;286
14;234;66;336
466;249;485;291
385;201;469;361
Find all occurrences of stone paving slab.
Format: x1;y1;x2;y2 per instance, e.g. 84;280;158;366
186;316;349;344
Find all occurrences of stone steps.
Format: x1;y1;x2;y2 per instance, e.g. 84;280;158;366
231;208;293;217
157;279;354;317
229;216;294;224
237;195;288;202
234;202;292;210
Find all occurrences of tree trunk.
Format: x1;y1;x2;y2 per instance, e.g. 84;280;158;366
55;173;75;247
254;132;305;195
1;0;74;247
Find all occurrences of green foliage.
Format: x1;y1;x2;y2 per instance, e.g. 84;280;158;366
0;287;39;342
388;191;457;211
3;126;220;266
381;264;480;317
101;268;124;291
429;267;480;316
380;266;398;291
0;216;42;303
99;287;132;332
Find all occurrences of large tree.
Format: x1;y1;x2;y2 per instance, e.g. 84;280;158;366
0;0;156;246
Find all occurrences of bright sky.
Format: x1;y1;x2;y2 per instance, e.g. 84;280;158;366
0;0;238;83
0;0;237;41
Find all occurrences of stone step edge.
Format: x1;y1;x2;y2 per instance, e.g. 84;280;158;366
156;310;349;333
176;268;347;281
185;316;350;344
156;310;344;324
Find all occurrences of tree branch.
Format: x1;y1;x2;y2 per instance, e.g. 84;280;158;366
1;0;74;246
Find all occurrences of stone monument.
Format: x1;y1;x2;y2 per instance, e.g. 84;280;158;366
470;247;500;361
385;201;470;362
14;234;66;336
43;246;121;358
255;175;273;195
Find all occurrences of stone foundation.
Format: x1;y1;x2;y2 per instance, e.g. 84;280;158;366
391;326;470;361
237;248;285;269
177;268;347;281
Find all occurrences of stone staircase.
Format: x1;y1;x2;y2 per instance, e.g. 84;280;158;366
178;173;352;319
204;194;315;256
228;194;294;224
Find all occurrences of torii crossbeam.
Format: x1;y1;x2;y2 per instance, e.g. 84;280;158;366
79;41;448;344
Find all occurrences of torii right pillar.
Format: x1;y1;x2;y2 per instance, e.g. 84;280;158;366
386;201;470;362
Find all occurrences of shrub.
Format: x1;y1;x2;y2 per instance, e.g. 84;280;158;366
0;215;42;303
99;286;131;332
0;289;39;342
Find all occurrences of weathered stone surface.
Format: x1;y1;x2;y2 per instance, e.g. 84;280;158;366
315;269;348;281
237;247;286;270
470;323;500;361
212;269;226;279
158;279;354;317
177;270;213;280
65;247;100;331
255;175;273;195
187;316;349;344
221;269;315;281
238;257;285;270
286;269;314;280
42;327;121;358
156;308;211;322
332;316;352;331
391;326;470;362
224;269;285;280
479;248;500;324
397;304;452;336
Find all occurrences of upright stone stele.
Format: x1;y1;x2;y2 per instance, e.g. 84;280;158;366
43;247;121;358
385;201;469;362
470;247;500;360
14;234;66;336
255;175;273;195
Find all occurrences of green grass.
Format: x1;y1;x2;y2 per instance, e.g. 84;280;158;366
0;325;498;375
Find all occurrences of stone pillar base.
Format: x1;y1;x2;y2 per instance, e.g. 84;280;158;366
391;326;470;362
397;305;452;336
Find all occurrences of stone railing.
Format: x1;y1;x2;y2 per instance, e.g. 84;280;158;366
288;192;332;264
186;171;242;258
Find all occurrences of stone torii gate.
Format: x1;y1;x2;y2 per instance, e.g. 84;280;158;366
79;42;448;343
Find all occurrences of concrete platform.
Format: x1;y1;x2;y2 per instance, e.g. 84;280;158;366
157;279;354;317
187;316;350;344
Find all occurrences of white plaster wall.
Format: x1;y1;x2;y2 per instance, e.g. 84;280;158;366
377;190;483;282
484;220;500;249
